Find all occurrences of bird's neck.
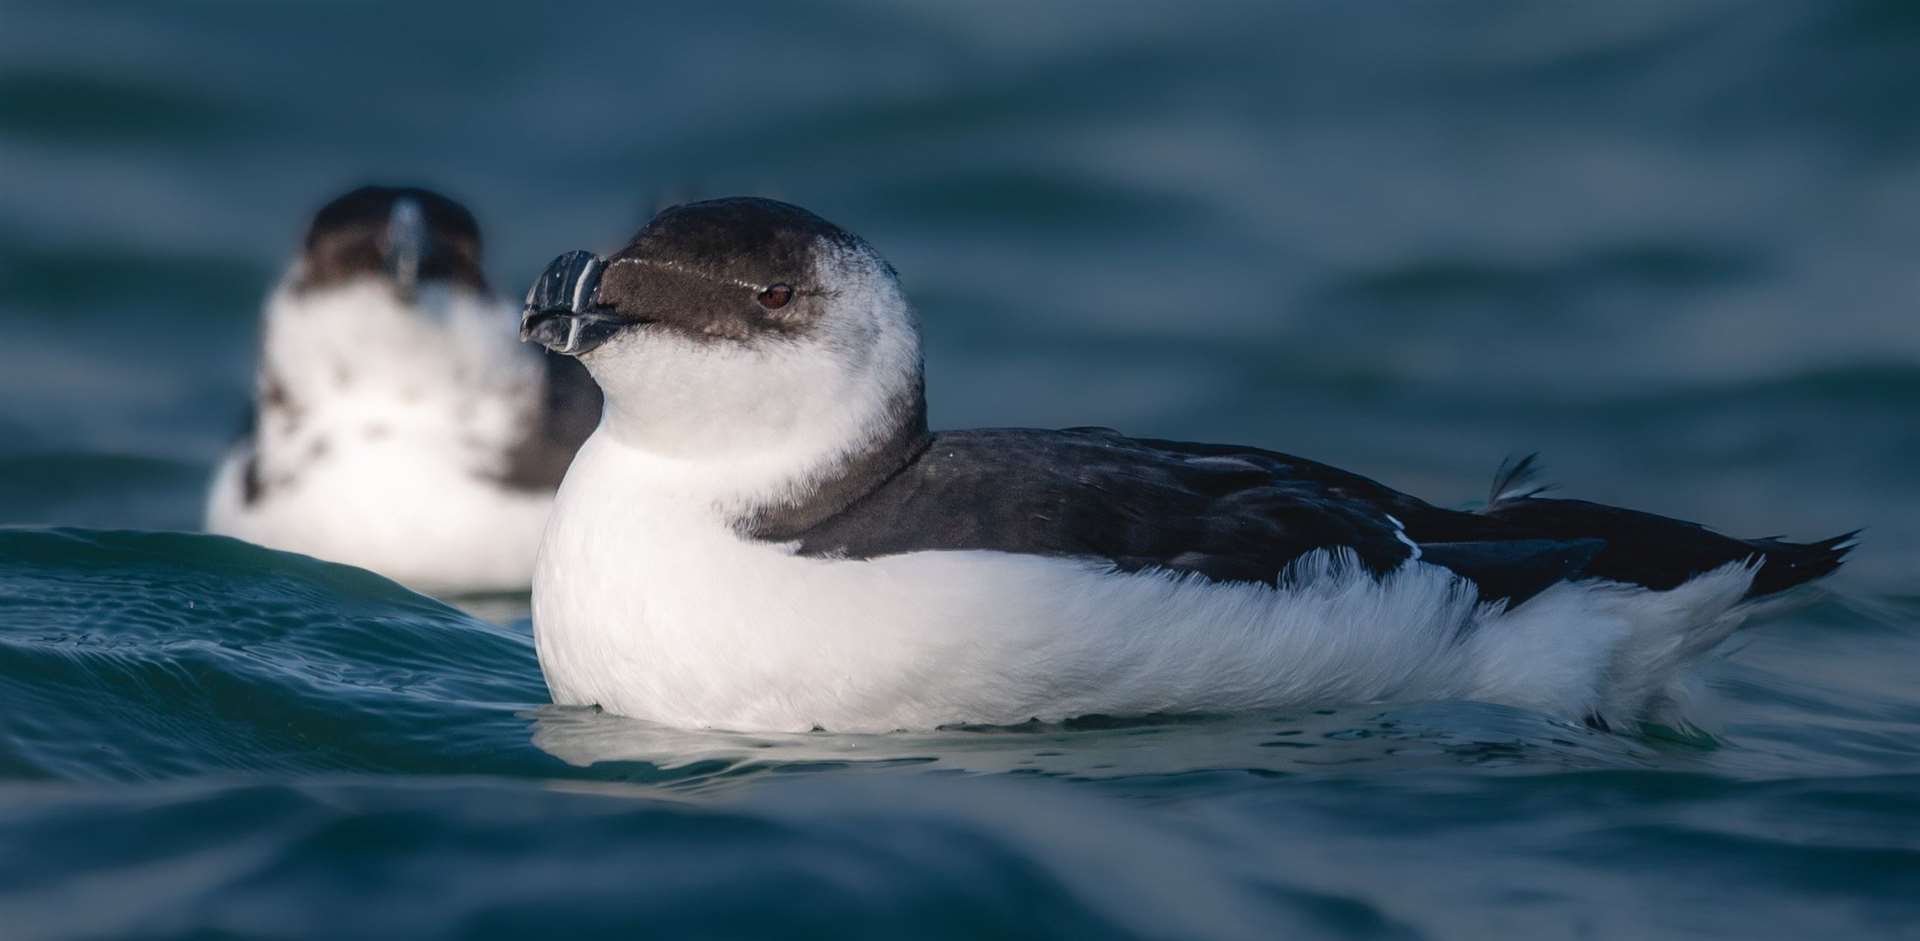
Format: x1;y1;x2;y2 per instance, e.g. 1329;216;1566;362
739;385;931;541
589;376;929;537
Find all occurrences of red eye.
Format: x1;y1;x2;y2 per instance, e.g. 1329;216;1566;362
757;284;794;310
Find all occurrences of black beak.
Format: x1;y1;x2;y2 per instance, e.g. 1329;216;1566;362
521;250;626;356
383;197;427;302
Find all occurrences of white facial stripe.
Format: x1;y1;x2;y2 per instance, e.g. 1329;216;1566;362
571;255;604;313
608;256;765;292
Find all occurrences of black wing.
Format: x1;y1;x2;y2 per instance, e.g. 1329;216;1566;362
771;428;1850;606
773;428;1567;602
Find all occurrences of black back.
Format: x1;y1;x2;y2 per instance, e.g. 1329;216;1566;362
753;427;1852;606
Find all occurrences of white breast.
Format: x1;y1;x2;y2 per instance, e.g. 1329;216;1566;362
533;432;1760;733
206;278;560;594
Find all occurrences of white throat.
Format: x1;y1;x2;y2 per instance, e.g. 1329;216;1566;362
576;242;922;514
252;273;541;474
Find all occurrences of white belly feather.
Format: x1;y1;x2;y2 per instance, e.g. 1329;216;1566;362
208;437;553;595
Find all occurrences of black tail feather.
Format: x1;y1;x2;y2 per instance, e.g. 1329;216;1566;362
1480;494;1855;599
1744;530;1858;597
1461;453;1853;599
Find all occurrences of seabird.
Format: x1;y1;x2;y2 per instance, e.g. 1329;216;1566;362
207;185;600;594
520;197;1852;733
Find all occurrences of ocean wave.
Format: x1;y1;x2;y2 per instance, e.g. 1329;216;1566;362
0;529;550;781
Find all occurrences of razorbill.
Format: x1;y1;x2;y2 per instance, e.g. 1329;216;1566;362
521;197;1853;733
207;185;600;594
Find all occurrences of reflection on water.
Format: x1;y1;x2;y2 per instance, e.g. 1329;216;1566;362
527;700;1675;795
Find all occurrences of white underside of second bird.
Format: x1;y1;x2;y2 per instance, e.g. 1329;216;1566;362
208;439;552;595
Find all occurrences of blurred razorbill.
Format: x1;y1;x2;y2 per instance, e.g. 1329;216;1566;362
207;185;599;593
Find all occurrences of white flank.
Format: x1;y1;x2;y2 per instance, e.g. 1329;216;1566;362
535;428;1758;733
